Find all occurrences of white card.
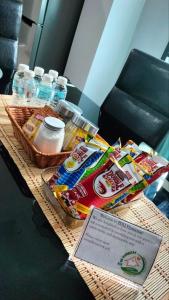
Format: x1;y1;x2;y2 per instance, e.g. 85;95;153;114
74;208;162;286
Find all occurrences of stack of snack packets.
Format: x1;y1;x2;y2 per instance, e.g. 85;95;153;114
61;157;135;219
49;139;169;219
112;140;169;207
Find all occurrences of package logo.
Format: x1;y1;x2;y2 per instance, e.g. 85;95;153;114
118;251;145;275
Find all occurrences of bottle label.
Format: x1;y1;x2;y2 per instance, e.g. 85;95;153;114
38;88;53;101
54;90;66;101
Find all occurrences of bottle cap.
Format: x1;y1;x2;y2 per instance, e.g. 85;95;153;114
72;115;99;136
57;76;68;87
49;70;58;80
42;73;53;83
24;70;35;79
44;117;65;131
34;66;44;77
18;64;29;72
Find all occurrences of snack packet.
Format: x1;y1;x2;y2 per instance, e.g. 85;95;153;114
103;151;148;210
61;158;134;219
22;105;62;141
138;155;169;183
55;141;103;189
22;112;44;141
81;147;114;180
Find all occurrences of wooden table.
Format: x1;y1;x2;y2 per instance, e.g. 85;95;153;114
0;95;169;300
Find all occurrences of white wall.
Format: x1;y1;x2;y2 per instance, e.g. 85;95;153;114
83;0;146;107
131;0;169;59
64;0;113;91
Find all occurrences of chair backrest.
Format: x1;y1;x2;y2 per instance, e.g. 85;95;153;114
116;49;169;118
0;0;22;94
98;49;169;148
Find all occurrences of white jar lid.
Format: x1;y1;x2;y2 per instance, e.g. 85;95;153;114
18;64;29;72
49;69;58;80
57;76;68;86
24;70;35;79
44;117;65;131
42;73;53;83
34;66;44;76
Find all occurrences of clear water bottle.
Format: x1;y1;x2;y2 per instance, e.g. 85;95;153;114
48;69;59;88
37;74;54;103
12;64;29;97
23;70;36;102
51;76;67;108
34;66;44;88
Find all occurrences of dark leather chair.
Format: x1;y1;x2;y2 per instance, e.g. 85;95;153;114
0;0;22;94
98;49;169;149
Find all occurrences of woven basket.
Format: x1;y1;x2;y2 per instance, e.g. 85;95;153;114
5;105;71;168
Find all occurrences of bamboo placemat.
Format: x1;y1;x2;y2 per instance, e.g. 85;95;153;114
0;95;169;300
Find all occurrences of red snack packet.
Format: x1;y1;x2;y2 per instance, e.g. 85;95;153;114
61;159;133;219
138;155;169;184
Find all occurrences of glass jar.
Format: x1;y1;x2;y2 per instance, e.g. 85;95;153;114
33;117;65;154
63;115;99;151
54;100;83;123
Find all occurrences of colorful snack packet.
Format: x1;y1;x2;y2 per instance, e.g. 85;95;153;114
122;140;148;162
55;142;103;189
81;147;114;180
138;155;169;184
103;152;148;210
22;112;44;141
61;159;134;219
115;154;169;207
86;134;110;150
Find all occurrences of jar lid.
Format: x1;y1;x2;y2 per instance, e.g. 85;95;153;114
72;115;99;136
55;100;83;119
34;66;44;76
44;117;65;131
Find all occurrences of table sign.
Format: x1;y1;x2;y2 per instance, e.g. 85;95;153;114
73;208;162;289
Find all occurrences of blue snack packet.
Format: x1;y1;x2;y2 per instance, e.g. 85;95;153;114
56;142;103;189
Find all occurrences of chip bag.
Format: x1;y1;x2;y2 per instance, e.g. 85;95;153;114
55;141;103;189
61;158;134;219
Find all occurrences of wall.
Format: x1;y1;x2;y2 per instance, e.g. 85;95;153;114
131;0;169;59
64;0;113;91
80;0;146;123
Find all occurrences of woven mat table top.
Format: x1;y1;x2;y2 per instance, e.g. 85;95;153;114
0;95;169;300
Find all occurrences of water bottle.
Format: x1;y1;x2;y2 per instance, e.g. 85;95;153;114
48;69;58;87
23;70;36;102
34;66;44;88
51;76;67;108
12;64;29;97
37;74;54;103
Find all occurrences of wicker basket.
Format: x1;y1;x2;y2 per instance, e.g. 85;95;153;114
5;105;71;168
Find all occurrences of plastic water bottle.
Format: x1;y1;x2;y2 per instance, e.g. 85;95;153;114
12;64;29;97
51;76;67;108
37;74;54;103
23;70;36;102
48;69;58;86
34;66;44;88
